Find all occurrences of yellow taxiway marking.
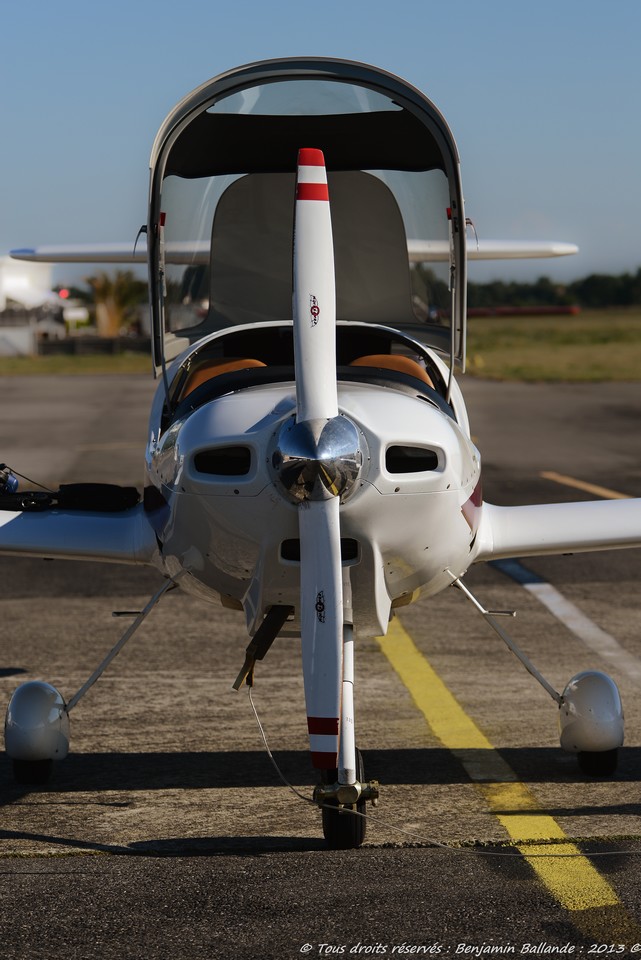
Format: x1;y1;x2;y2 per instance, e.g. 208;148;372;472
377;618;621;914
540;470;631;500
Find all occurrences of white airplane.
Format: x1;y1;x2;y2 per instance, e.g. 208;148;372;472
3;58;640;849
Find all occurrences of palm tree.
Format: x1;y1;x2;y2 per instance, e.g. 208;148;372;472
86;271;148;338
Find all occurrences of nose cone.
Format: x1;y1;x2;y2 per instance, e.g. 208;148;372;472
272;415;363;503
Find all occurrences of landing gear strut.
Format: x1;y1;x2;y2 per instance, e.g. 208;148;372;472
313;623;379;848
5;580;175;784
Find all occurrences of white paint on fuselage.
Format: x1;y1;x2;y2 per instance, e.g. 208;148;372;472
145;370;481;637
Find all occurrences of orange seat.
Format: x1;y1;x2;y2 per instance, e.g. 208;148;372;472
181;358;267;399
350;354;435;389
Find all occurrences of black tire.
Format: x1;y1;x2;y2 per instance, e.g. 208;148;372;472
577;749;618;777
321;748;366;850
12;759;53;785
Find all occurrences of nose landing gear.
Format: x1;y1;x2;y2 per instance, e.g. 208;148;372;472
315;749;379;849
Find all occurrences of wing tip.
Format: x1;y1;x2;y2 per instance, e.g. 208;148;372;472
9;248;37;261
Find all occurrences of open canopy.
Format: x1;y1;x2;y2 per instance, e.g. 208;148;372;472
148;58;467;371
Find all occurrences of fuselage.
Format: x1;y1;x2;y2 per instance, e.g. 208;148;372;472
144;324;482;638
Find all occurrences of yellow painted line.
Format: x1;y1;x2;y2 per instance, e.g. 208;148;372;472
540;470;631;500
377;618;619;912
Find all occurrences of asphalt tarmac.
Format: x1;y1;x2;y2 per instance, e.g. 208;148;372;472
1;373;641;959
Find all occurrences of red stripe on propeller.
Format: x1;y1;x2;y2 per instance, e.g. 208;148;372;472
296;182;329;201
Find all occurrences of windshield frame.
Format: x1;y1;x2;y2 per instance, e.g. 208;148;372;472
148;58;466;378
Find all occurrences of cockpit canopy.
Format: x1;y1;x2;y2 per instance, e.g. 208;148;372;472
148;58;466;371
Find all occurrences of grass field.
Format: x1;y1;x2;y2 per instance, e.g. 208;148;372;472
465;307;641;380
0;352;152;376
1;308;640;380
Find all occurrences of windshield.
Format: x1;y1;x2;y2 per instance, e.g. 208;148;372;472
208;78;399;116
152;66;462;364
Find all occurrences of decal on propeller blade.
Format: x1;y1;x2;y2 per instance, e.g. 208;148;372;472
310;295;320;326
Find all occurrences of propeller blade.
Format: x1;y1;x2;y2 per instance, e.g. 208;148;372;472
291;147;344;769
292;147;338;423
299;498;343;769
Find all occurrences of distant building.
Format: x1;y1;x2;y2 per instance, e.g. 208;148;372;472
0;256;55;311
0;257;62;355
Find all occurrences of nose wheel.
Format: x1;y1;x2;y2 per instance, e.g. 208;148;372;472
318;748;372;849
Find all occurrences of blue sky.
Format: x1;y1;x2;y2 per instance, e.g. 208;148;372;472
1;0;639;283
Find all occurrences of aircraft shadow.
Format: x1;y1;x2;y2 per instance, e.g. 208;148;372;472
2;746;641;794
0;828;327;857
2;746;640;859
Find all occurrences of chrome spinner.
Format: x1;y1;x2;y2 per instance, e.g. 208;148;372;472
272;415;363;503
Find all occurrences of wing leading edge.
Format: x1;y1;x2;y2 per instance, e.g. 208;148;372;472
0;505;157;565
474;498;641;563
11;239;578;265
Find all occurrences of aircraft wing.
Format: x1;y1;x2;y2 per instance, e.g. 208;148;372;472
408;239;579;262
11;238;578;266
0;504;157;565
11;243;148;264
9;242;207;265
474;498;641;563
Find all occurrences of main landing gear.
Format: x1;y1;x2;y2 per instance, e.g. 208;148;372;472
452;576;625;777
4;580;175;785
5;680;69;785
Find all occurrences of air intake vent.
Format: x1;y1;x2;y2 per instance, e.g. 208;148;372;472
385;446;439;473
194;446;251;476
281;539;359;562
